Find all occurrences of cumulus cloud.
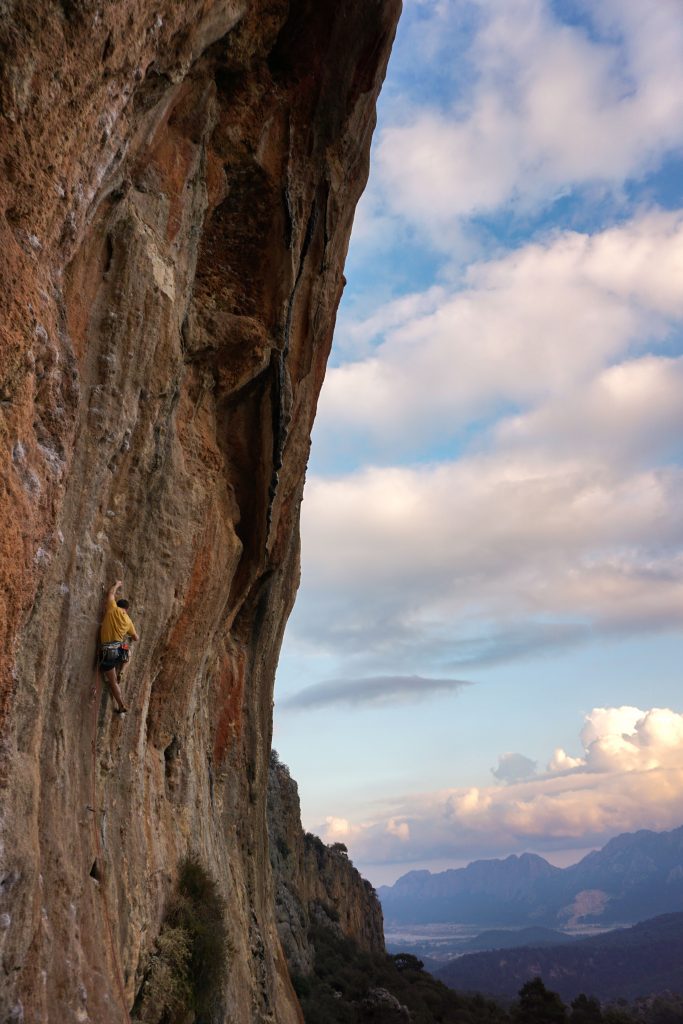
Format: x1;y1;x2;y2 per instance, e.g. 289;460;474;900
291;453;683;672
329;706;683;868
282;674;471;711
316;212;683;454
332;284;447;362
386;818;410;842
547;748;584;774
324;816;353;839
496;355;683;465
579;706;683;774
295;212;683;674
492;753;538;784
375;0;683;235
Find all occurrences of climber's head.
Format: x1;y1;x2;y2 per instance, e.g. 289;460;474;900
117;598;130;610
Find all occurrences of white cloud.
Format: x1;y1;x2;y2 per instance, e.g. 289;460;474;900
293;452;683;672
297;214;683;675
317;212;683;455
547;747;584;773
580;705;644;748
497;355;683;465
375;0;683;235
330;706;683;867
386;818;410;842
324;816;353;839
333;284;447;362
581;705;683;773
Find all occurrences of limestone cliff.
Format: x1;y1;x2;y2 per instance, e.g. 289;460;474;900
268;755;384;978
0;2;400;1021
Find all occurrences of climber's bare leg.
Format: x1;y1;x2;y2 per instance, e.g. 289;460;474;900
103;667;128;713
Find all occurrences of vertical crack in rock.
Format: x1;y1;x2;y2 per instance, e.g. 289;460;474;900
0;1;401;1021
267;182;325;543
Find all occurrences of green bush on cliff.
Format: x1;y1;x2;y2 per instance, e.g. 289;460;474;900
133;924;193;1024
133;856;229;1024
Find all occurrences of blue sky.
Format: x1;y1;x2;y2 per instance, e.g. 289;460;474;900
273;0;683;885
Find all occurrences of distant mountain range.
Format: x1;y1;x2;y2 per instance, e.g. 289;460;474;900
378;825;683;928
435;911;683;1002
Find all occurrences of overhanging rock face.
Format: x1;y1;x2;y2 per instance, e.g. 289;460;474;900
0;2;400;1020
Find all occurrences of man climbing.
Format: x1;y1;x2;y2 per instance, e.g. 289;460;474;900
100;579;139;714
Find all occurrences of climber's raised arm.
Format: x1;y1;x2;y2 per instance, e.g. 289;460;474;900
99;580;137;715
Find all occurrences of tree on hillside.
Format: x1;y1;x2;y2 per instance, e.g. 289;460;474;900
513;977;566;1024
391;953;424;973
570;994;603;1024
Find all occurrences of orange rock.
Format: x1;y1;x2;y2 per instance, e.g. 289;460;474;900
0;1;400;1020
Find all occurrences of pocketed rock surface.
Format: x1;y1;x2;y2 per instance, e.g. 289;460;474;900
0;2;399;1020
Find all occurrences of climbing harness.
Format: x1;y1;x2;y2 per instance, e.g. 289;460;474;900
100;639;130;669
89;665;133;1024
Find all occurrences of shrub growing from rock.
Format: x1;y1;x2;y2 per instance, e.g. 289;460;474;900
133;856;229;1024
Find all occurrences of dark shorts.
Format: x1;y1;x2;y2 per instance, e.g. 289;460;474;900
100;645;126;672
101;654;124;672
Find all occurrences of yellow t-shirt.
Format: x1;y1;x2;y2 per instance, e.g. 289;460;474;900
100;597;136;644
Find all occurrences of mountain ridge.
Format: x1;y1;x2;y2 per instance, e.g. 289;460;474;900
379;825;683;927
